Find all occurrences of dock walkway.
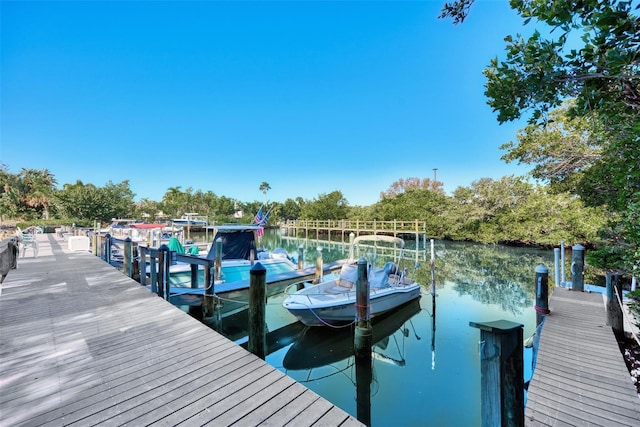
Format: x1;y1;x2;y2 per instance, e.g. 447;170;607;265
525;287;640;426
0;233;363;427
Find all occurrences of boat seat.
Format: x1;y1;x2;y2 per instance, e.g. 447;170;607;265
337;278;354;289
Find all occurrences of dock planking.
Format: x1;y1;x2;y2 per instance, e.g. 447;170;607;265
525;287;640;426
0;233;364;427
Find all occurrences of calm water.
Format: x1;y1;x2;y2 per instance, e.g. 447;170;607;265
190;229;553;427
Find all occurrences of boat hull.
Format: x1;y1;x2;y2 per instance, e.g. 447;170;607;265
284;284;422;327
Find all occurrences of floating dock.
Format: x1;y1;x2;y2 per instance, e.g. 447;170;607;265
0;233;364;426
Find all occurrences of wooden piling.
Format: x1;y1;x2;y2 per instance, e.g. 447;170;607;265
124;237;133;278
355;331;372;427
248;262;267;359
314;246;323;282
469;320;524;427
137;245;147;285
202;259;215;320
354;258;371;355
571;244;585;292
104;234;112;264
605;272;624;341
157;244;168;300
535;264;550;326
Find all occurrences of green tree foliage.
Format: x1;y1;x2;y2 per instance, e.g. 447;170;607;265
0;165;58;220
444;176;604;245
54;180;135;222
280;198;302;221
501;102;604;194
0;165;22;220
442;0;640;274
374;188;448;235
300;191;349;220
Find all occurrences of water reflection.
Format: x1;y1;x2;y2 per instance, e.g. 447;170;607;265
283;299;422;370
188;230;552;426
283;298;425;426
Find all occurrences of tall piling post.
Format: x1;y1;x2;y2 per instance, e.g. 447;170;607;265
104;234;112;264
157;244;169;299
203;239;222;323
314;246;323;282
560;241;566;285
469;320;524;427
354;258;371;355
605;272;624;341
553;248;561;287
535;264;550;326
354;258;372;425
92;223;98;256
202;259;216;322
348;232;355;262
124;237;133;278
571;244;585;292
430;238;437;370
248;262;267;359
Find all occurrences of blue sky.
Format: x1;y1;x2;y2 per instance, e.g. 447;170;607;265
1;1;536;207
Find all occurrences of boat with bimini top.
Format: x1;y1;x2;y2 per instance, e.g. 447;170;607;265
282;235;423;326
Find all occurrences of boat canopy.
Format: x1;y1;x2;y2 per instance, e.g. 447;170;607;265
205;228;256;261
353;235;405;248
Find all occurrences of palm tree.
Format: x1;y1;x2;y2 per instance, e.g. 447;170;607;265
259;182;271;205
20;168;57;220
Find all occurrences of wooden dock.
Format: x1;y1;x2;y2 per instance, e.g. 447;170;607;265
0;233;364;427
525;287;640;426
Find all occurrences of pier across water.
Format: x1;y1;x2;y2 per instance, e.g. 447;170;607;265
0;233;364;426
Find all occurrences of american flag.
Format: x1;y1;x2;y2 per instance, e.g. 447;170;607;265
254;207;264;225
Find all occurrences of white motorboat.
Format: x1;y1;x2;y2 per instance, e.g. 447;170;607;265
283;235;422;326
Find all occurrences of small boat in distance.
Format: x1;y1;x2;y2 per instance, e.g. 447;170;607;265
171;213;208;227
283;235;422;327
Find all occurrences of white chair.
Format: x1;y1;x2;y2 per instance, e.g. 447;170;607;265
21;233;38;258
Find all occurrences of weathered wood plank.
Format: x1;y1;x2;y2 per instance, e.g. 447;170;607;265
0;233;363;427
525;287;640;426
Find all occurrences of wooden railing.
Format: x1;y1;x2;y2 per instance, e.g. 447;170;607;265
279;219;428;237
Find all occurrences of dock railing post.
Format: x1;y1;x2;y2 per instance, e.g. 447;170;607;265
105;234;112;265
124;237;133;278
92;224;98;256
157;244;168;300
535;264;550;326
248;262;267;359
605;272;624;341
469;320;524;427
571;244;585;292
137;245;147;285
